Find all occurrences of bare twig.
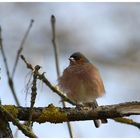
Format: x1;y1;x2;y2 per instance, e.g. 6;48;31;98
51;15;73;138
12;19;34;78
2;101;140;130
51;15;60;76
21;54;75;105
0;105;37;138
0;27;10;78
0;26;20;106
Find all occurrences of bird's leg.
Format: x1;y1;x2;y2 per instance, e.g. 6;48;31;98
59;98;66;103
74;101;84;110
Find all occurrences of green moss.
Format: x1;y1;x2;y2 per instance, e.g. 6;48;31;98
114;117;133;124
37;104;68;123
4;105;19;118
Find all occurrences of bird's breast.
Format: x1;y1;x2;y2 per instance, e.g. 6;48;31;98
58;64;105;103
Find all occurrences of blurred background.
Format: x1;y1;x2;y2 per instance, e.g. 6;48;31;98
0;2;140;138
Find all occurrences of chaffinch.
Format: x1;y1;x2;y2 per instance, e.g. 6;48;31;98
58;52;107;128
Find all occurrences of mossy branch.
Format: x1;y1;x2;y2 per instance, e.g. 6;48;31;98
114;117;140;129
0;105;37;138
1;102;140;129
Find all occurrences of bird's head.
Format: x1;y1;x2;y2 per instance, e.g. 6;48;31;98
69;52;90;65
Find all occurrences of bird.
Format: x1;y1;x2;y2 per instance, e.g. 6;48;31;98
58;52;107;128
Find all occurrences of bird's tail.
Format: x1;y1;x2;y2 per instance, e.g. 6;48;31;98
93;119;101;128
92;101;101;128
85;100;107;128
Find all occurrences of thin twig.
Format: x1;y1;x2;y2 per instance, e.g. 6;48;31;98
51;15;60;76
20;55;75;105
12;19;34;78
0;27;10;78
0;105;37;138
0;26;20;106
51;15;73;138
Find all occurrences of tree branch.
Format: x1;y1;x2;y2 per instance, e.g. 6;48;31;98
12;19;34;78
0;105;37;138
0;26;20;106
0;102;13;138
2;102;140;128
20;55;75;105
113;117;140;129
28;65;41;128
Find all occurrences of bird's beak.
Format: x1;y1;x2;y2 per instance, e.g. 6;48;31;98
69;57;75;62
